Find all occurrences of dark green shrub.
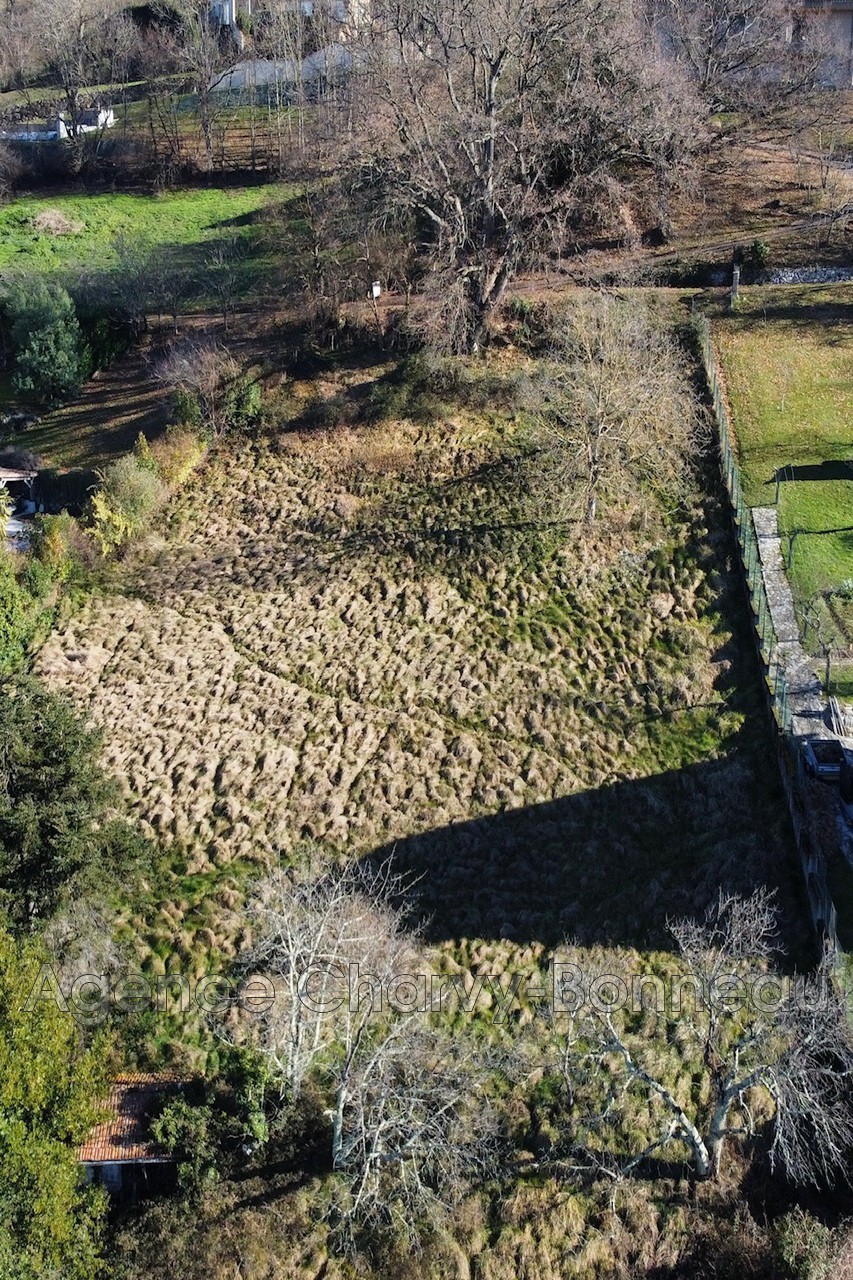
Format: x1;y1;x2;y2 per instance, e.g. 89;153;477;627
3;276;85;407
748;238;771;271
174;388;203;433
0;678;117;930
21;555;55;600
151;1096;222;1195
773;1208;836;1280
0;554;39;675
78;311;134;379
222;372;262;435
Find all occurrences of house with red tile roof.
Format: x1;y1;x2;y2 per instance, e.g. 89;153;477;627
78;1074;181;1198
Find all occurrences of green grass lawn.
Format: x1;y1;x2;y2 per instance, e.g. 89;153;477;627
829;661;853;700
0;184;291;466
715;284;853;641
0;186;278;275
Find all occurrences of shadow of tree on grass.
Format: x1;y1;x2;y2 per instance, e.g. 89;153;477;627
372;746;807;957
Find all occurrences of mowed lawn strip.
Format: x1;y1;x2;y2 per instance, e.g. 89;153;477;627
715;284;853;617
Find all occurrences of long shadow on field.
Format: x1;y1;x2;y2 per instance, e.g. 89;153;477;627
745;296;853;339
370;751;801;954
774;459;853;485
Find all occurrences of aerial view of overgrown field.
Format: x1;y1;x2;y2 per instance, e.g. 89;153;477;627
2;1;853;1278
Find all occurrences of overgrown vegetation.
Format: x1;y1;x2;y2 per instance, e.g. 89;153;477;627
0;928;110;1278
26;316;843;1275
0;0;850;1269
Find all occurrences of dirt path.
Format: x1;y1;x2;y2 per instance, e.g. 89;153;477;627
15;341;170;473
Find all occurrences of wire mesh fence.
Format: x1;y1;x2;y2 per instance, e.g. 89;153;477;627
694;311;848;962
693;311;791;732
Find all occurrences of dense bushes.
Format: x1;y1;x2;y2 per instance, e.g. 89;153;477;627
2;276;86;407
0;674;154;937
0;273;136;410
87;427;206;553
0;552;44;675
0;508;78;675
28;511;81;581
89;454;166;554
0;928;110;1278
134;427;205;489
157;339;263;441
78;309;135;378
366;351;527;424
773;1209;838;1280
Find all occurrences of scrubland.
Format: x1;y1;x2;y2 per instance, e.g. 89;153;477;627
25;325;835;1280
36;355;803;987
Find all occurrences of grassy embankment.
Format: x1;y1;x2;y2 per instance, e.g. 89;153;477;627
714;284;853;686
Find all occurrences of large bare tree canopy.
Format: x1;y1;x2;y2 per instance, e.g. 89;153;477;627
547;891;853;1185
355;0;701;350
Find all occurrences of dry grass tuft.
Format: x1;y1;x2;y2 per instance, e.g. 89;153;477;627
32;208;84;236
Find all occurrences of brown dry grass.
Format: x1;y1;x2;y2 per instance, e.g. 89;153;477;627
31;208;84;236
34;353;802;978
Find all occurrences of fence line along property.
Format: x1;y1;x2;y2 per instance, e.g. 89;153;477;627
693;311;843;957
693;311;791;732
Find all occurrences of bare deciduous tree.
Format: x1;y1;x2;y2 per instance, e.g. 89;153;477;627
113;231;155;336
227;849;499;1243
551;889;853;1184
330;1017;501;1247
234;851;416;1100
43;898;127;1005
525;295;699;527
650;0;830;115
160;0;234;172
352;0;700;352
155;336;242;437
205;234;248;331
149;258;198;334
23;0;130;141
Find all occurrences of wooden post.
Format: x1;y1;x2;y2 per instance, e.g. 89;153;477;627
730;262;740;309
825;647;832;693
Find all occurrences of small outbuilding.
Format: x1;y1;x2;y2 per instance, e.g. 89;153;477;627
0;107;115;143
1;465;38;551
78;1074;180;1200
